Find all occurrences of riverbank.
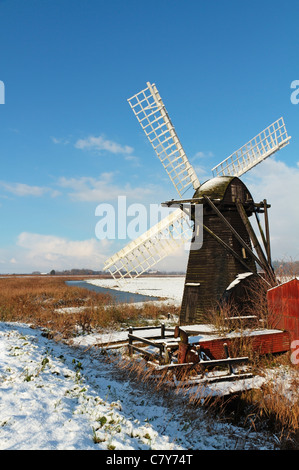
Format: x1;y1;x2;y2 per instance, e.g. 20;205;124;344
66;279;162;304
84;276;185;306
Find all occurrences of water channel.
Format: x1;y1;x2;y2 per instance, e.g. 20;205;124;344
65;280;161;304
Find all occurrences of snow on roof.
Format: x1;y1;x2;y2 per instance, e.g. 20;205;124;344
267;276;299;291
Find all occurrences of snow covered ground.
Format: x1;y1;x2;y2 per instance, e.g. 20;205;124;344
0;276;291;451
0;321;277;451
85;276;185;306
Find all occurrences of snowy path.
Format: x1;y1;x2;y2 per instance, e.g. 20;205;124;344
0;322;276;450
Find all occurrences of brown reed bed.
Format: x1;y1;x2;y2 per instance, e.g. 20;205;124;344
0;275;179;339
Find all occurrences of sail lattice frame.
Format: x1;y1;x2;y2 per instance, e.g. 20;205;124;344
128;82;200;197
211;117;291;178
103;208;192;279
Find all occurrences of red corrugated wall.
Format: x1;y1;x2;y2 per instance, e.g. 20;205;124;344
267;278;299;343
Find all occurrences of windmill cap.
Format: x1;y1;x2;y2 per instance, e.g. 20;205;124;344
193;176;254;206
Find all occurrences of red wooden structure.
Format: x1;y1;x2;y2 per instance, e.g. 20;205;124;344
267;278;299;344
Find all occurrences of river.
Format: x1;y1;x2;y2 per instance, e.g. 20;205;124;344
65;280;160;303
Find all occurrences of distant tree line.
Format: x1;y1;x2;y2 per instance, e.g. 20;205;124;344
49;269;106;275
31;269;106;276
273;260;299;277
32;268;186;276
31;261;298;278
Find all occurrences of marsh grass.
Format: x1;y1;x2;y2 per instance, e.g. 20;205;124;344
0;275;179;339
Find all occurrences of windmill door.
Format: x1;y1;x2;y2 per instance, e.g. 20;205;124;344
184;283;200;323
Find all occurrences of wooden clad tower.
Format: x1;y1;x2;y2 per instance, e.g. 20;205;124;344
180;176;257;324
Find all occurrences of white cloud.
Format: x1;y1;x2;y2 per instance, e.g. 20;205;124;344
17;232;96;257
57;173;157;202
192;165;210;181
151;244;189;272
74;135;134;155
15;232;112;271
242;158;299;260
124;155;141;166
187;151;215;182
193;150;214;159
0;182;59;198
51;136;70;145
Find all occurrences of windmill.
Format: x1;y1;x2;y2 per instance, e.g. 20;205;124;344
103;82;291;325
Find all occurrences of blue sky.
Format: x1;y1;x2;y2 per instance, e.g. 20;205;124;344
0;0;299;273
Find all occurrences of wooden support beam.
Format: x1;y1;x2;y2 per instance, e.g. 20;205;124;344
235;199;277;286
254;211;268;257
203;195;267;272
149;356;249;370
128;333;164;351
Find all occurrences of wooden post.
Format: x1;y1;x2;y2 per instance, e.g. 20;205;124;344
161;323;165;339
254;211;268;257
223;343;234;375
128;327;133;356
263;199;272;267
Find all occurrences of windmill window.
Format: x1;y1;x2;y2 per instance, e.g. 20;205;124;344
242;247;247;259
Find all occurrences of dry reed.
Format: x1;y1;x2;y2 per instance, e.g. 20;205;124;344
0;275;180;339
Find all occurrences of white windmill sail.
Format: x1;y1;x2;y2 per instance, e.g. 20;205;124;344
128;82;200;197
103;208;192;280
211;117;291;178
102;82;201;280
